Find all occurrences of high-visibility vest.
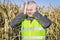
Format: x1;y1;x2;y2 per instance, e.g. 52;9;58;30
21;19;46;40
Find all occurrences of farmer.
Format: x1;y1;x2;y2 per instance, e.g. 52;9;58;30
10;1;51;40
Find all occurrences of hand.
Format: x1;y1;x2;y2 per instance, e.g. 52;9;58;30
24;3;27;14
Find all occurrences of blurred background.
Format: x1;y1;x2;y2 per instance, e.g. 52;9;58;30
0;0;60;40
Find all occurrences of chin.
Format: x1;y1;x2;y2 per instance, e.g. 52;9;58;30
28;15;33;17
27;14;33;17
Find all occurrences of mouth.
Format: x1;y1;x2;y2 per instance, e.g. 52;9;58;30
27;13;33;17
28;13;32;15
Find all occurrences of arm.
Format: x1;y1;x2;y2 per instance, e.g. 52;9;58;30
33;11;52;28
9;13;26;28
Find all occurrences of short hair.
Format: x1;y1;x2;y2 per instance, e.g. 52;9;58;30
27;1;36;4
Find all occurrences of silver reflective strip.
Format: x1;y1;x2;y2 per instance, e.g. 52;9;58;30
22;36;45;39
21;27;44;30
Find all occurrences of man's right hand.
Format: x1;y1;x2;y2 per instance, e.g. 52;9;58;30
24;3;27;14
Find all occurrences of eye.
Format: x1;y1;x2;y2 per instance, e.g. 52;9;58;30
26;9;29;11
30;9;33;11
26;9;33;11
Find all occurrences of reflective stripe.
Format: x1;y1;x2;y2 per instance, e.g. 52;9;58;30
21;27;44;30
22;36;45;39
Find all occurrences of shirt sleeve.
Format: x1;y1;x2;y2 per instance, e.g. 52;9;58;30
33;11;52;28
9;13;26;28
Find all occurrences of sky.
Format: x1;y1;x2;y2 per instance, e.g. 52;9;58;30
23;0;60;7
0;0;60;7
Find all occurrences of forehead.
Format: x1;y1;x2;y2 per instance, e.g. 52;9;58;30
27;3;37;9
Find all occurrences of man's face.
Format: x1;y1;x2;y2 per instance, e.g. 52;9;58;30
26;3;37;17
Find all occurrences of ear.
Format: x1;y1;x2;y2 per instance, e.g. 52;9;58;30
36;7;39;11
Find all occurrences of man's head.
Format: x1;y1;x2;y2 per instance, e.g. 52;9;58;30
25;1;38;17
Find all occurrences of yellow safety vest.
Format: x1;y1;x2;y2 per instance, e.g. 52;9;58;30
21;19;46;40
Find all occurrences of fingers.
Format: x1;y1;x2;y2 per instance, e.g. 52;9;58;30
24;3;27;14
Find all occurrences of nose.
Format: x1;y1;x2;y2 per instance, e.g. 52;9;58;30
27;9;33;11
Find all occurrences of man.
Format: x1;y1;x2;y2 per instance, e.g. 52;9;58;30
10;1;51;40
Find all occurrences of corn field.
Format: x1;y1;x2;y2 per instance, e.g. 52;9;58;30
0;1;60;40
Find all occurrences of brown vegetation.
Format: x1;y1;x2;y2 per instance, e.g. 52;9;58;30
0;2;60;40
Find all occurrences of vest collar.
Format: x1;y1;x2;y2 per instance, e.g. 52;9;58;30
26;15;35;21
